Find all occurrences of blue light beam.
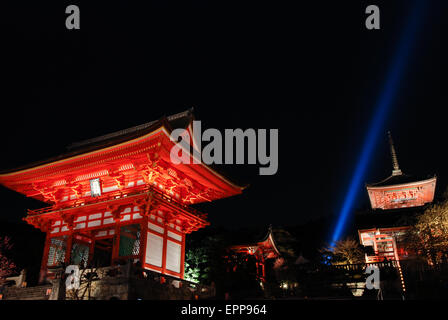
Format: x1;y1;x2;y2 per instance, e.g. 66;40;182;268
330;1;426;244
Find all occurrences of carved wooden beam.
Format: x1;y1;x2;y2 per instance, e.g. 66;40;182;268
164;212;177;225
31;183;57;203
106;204;127;222
61;213;75;229
108;170;126;190
66;182;83;199
27;217;52;232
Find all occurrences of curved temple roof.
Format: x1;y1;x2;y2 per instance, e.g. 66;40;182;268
366;132;436;188
0;108;244;204
366;173;437;188
229;226;281;259
0;109;194;175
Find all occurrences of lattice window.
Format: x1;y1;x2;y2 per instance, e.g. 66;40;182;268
119;224;141;257
70;241;90;267
47;236;67;266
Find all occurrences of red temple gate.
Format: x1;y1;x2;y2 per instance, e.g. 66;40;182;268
0;109;244;283
228;227;280;283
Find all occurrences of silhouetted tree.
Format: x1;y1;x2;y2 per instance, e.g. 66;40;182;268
405;200;448;265
0;236;17;283
320;237;364;265
271;227;298;261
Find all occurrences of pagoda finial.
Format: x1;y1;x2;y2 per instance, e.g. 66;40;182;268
388;131;402;176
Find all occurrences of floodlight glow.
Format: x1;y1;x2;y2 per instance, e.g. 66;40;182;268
330;0;426;244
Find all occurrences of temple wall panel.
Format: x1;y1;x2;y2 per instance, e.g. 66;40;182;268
166;240;182;273
143;217;185;279
146;232;164;267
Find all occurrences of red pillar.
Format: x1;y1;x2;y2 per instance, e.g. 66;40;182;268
161;220;168;275
180;232;186;279
261;256;266;282
65;230;73;265
140;216;148;264
255;261;260;280
112;218;121;265
39;232;51;284
88;235;95;266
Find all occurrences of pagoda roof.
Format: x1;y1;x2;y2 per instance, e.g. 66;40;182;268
0;108;245;204
229;226;281;258
366;132;436;189
0;109;194;175
366;173;436;188
66;109;193;152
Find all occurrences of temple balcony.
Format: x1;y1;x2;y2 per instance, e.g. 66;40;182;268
26;184;208;223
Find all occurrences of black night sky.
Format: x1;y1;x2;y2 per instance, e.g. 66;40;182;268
1;0;448;238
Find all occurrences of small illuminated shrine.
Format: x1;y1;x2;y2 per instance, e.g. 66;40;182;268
359;132;436;264
0;109;243;284
228;226;280;283
358;226;411;263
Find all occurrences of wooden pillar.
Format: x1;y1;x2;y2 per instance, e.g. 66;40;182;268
110;207;122;265
261;255;266;283
255;261;260;280
39;232;51;284
65;231;73;265
88;234;95;266
63;216;75;266
161;219;168;275
180;232;186;279
140;215;148;264
112;222;121;265
138;196;152;266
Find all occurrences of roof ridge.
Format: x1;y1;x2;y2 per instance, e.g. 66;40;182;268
66;108;193;151
370;172;413;186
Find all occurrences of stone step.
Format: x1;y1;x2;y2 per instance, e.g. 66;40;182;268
3;285;52;300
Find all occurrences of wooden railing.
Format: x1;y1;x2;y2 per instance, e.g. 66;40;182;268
331;260;399;271
27;184;207;221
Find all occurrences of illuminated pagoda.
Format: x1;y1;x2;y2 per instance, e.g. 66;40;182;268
366;131;436;211
0;109;243;288
228;226;280;283
359;131;436;264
